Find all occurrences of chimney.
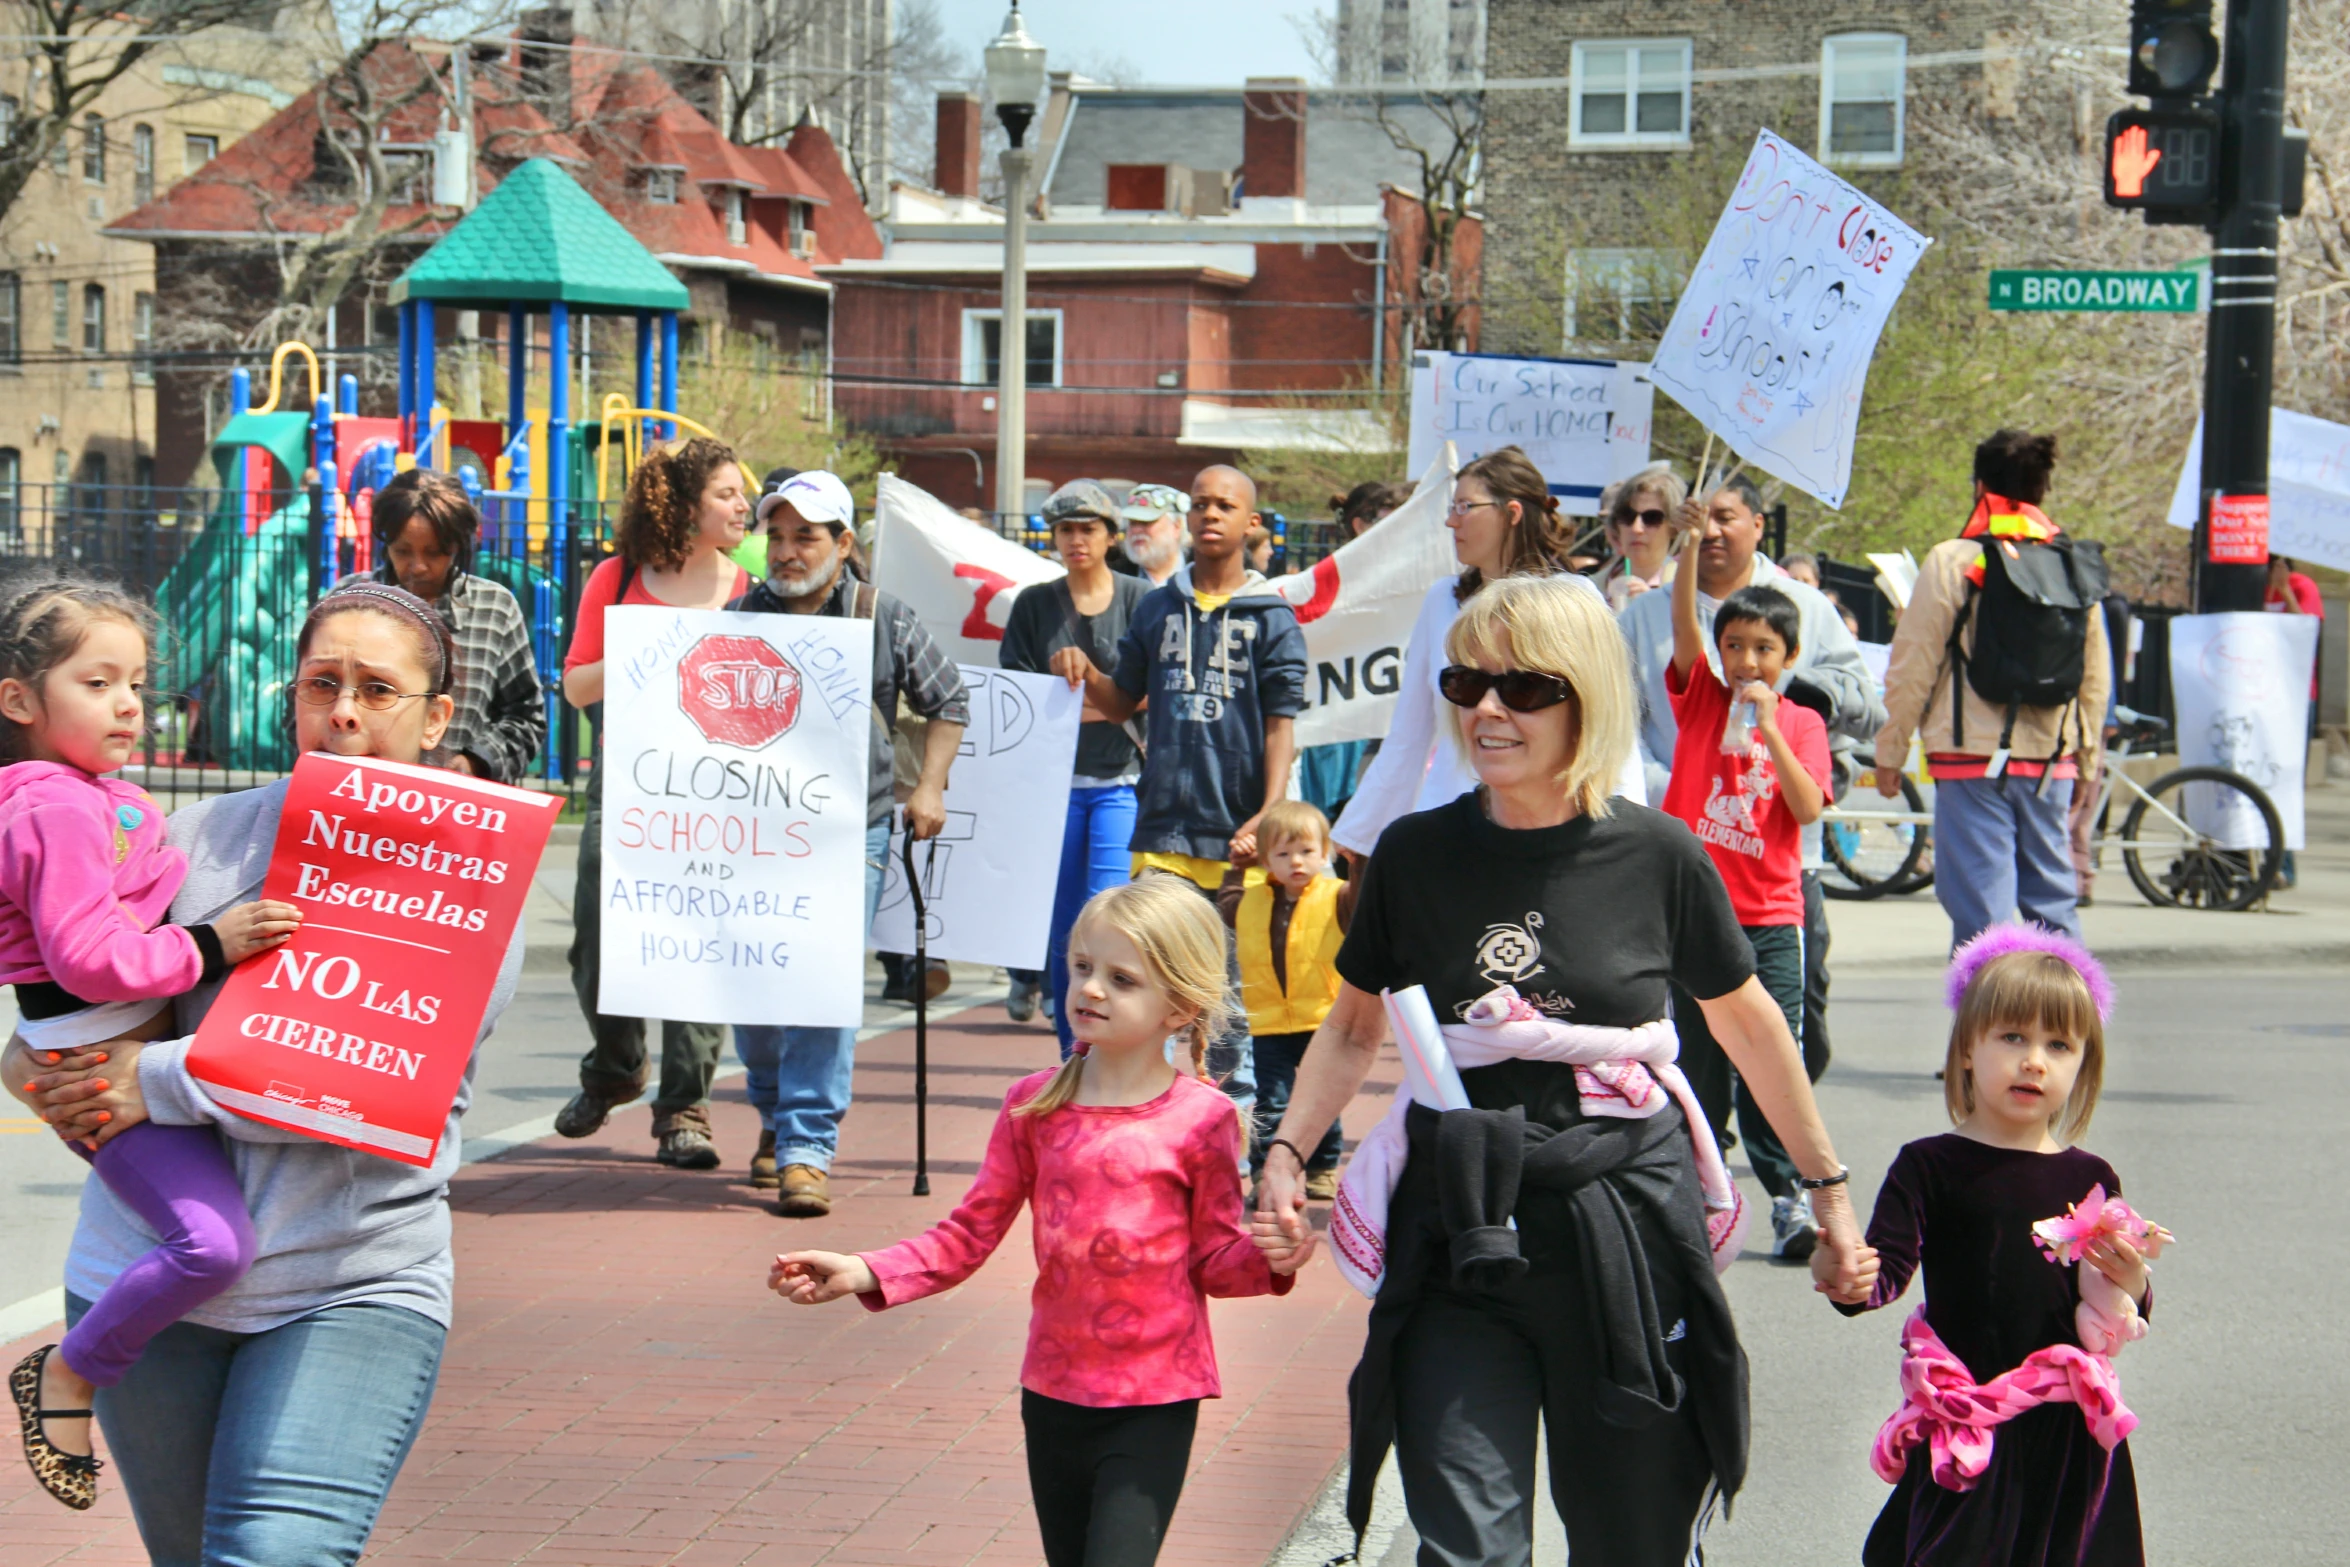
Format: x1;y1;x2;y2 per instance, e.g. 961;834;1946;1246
1241;77;1308;202
518;8;575;131
935;91;982;199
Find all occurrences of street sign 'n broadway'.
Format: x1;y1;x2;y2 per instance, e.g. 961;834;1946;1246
1988;269;2202;312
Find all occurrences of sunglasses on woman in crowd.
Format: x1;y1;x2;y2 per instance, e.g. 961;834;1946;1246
1437;665;1577;713
1613;508;1668;528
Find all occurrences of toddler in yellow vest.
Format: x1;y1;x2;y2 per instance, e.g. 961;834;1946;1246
1217;802;1357;1200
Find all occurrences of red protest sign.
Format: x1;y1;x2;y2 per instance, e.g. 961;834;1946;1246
2207;493;2270;565
187;753;560;1166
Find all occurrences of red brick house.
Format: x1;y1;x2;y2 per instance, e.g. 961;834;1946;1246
108;38;880;486
826;77;1481;511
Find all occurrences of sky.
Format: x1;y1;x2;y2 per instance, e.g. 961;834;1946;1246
930;0;1331;87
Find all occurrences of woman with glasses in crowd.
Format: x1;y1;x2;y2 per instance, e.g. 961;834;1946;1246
1594;461;1688;612
1331;446;1643;869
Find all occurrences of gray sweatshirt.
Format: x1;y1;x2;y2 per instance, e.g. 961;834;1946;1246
64;779;523;1334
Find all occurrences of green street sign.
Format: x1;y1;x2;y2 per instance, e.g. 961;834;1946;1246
1988;269;2202;312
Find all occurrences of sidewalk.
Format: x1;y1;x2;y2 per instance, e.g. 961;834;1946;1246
1;1003;1397;1566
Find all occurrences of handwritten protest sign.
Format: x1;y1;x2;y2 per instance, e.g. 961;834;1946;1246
185;754;560;1166
1407;353;1653;512
870;666;1081;969
2169;612;2318;851
599;607;874;1028
1648;130;1931;508
2166;407;2350;575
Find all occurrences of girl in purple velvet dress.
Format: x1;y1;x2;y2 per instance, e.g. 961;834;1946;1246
1826;925;2169;1567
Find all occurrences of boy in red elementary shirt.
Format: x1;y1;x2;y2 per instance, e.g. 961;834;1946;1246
1660;497;1832;1262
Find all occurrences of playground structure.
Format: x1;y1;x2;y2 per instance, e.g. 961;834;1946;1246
160;158;710;778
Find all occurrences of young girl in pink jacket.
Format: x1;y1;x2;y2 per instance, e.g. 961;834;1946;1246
2;578;299;1509
773;875;1315;1567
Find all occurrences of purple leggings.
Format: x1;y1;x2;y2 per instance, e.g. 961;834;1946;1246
60;1122;254;1387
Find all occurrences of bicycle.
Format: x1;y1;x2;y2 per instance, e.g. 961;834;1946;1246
1819;707;2286;910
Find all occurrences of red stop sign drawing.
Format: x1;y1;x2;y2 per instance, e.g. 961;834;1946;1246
677;635;803;749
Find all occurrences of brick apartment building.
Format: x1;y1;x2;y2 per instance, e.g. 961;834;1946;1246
825;77;1480;511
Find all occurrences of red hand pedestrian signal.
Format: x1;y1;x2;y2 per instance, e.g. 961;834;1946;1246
2110;123;2162;199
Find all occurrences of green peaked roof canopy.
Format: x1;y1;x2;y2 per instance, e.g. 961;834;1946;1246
394;157;689;312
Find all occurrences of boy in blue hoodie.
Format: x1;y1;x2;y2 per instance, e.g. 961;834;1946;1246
1051;465;1309;1115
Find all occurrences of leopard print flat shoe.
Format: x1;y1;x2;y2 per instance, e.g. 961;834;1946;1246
11;1345;100;1510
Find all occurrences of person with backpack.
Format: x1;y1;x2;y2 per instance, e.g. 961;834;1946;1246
1874;431;2111;950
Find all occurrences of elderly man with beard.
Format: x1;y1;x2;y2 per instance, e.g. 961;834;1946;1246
726;471;969;1217
1115;483;1189;585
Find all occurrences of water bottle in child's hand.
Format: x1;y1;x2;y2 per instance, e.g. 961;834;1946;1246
1720;700;1756;754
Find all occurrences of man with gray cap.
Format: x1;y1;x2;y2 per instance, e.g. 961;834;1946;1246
1116;483;1189;586
726;470;969;1217
1000;480;1149;1034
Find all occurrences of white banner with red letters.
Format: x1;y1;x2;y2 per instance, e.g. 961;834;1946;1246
597;607;874;1027
871;450;1461;749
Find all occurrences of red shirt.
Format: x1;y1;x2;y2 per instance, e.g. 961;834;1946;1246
857;1071;1289;1407
1661;660;1831;926
562;554;750;671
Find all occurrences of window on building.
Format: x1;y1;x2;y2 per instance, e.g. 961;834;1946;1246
645;168;680;204
50;133;68;176
1821;34;1906;165
83;284;105;352
133;123;155;203
0;273;18;365
82;114;105;183
134;292;155;383
1570;40;1691;147
377;150;429;203
184;132;217;172
0;95;16;144
725;188;747;245
1562;248;1681;344
1105;164;1168;211
0;448;18;541
960;309;1062;388
51;280;69;346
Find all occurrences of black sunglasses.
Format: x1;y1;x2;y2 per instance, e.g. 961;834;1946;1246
1613;507;1668;528
1438;665;1577;713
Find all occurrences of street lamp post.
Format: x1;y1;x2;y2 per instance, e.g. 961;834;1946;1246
985;7;1047;527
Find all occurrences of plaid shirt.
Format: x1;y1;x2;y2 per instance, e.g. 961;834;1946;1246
731;567;969;826
338;566;545;784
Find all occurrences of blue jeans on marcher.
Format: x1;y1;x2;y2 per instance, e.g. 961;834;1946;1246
64;1291;444;1567
1048;783;1140;1058
1933;772;2081;950
734;819;892;1171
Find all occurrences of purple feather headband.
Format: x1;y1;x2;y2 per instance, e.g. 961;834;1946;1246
1946;923;2114;1022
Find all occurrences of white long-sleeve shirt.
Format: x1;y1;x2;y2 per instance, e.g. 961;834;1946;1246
1332;577;1644;857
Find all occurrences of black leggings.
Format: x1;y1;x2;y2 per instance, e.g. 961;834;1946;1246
1021;1389;1199;1567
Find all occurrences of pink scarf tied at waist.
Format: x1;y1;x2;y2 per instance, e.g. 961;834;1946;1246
1328;985;1748;1299
1872;1308;2136;1492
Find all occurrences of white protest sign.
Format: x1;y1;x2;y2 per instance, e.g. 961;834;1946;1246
872;471;1065;664
1269;445;1463;746
1648;129;1931;509
1407;353;1653;514
598;607;874;1027
2167;612;2317;850
2165;407;2350;574
870;665;1082;968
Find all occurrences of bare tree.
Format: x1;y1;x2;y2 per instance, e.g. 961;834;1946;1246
0;0;307;225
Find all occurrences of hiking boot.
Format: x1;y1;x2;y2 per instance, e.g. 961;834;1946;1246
1304;1168;1340;1202
776;1164;831;1218
554;1082;642;1140
1769;1193;1818;1262
1006;974;1042;1023
749;1130;780;1190
654;1125;721;1171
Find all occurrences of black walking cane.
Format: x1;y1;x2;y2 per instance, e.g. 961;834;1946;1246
901;820;938;1197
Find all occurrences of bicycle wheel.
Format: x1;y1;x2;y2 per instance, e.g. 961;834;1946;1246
1823;774;1930;900
2119;766;2285;911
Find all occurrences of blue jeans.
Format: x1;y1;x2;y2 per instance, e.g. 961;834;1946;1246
64;1291;444;1567
1048;784;1140;1058
1933;773;2080;950
734;819;891;1171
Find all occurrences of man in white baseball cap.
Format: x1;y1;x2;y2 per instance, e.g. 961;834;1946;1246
755;469;856;532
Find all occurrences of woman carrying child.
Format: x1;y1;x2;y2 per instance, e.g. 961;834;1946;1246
1826;925;2166;1566
772;876;1309;1566
0;578;300;1508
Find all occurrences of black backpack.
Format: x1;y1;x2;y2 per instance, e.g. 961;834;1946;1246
1946;532;2110;759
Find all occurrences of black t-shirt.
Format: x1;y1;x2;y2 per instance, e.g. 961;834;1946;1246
1338;793;1755;1129
999;574;1148;779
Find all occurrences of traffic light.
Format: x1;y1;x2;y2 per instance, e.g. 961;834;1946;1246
2104;106;2221;213
2128;0;2219;102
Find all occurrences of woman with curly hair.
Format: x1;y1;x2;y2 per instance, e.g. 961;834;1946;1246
556;437;753;1171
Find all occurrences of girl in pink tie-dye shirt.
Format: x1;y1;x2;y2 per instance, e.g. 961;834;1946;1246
774;876;1315;1567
